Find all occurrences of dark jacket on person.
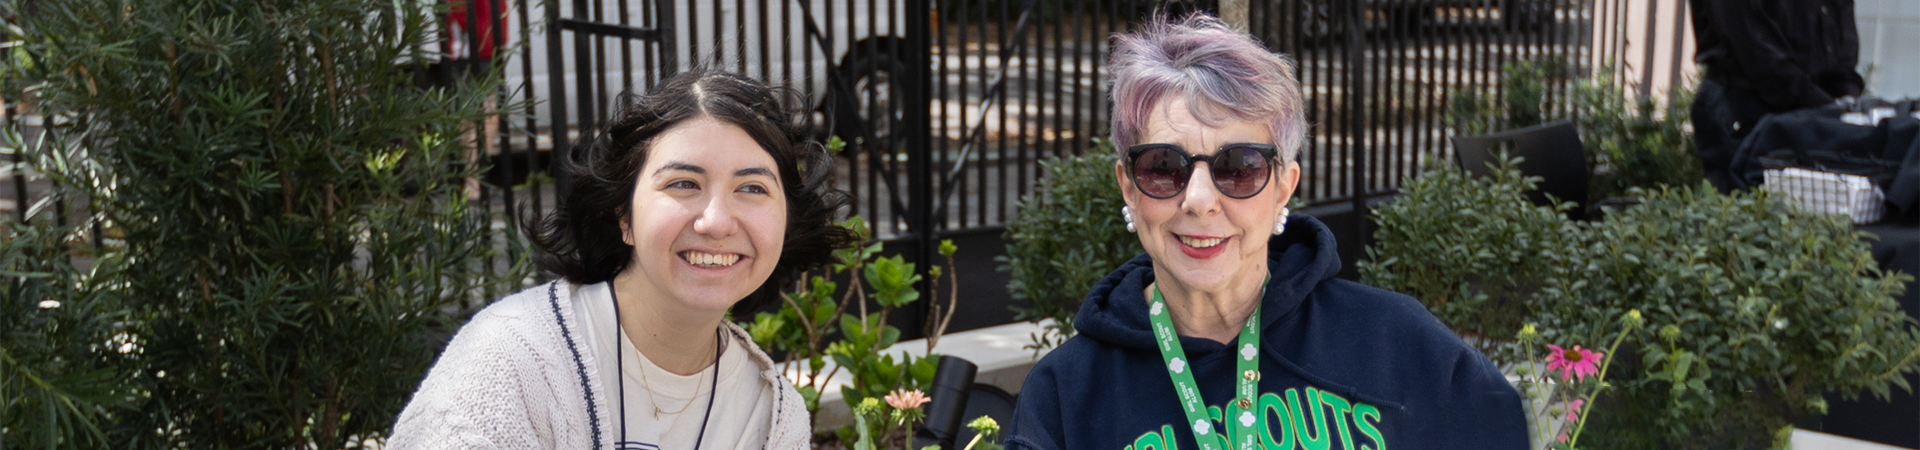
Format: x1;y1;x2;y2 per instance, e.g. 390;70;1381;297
1004;216;1528;450
1689;0;1863;112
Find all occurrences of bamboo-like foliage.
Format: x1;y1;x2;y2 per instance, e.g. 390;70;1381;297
2;0;526;447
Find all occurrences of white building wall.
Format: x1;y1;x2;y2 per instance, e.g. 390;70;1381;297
1857;0;1920;100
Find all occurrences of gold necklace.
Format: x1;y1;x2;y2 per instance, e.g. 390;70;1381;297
633;330;718;418
610;287;722;449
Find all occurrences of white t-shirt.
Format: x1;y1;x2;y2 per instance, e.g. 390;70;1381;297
574;282;775;450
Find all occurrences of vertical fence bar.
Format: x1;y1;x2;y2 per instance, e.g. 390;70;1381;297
1071;0;1086;157
757;0;768;82
616;0;632;92
1639;0;1660;98
779;0;790;99
868;0;889;231
570;0;597;164
935;0;951;229
1049;3;1064;160
490;0;514;289
545;0;573;197
1345;0;1366;228
902;0;934;350
1666;0;1688;94
971;1;985;227
735;0;747;71
993;0;1008;224
591;0;608;126
522;0;542;217
709;0;723;65
1017;5;1033;218
644;0;657;88
1395;6;1408;188
1379;6;1392;185
687;0;702;70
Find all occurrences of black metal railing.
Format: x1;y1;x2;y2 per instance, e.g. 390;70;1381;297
1;0;1694;306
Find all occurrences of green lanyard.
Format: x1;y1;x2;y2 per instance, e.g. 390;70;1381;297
1149;285;1263;450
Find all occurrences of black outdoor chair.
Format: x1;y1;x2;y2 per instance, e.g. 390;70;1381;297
1451;119;1597;221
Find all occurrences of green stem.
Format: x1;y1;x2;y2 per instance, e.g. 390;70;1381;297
1521;339;1550;448
961;433;987;450
1568;321;1637;447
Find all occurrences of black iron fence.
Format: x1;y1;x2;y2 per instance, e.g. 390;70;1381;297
1;0;1696;301
1247;0;1600;217
486;0;1629;235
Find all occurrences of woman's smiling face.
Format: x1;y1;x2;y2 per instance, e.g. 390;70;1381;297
1118;97;1299;294
620;116;788;312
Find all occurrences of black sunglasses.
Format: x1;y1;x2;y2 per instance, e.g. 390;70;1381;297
1125;143;1279;199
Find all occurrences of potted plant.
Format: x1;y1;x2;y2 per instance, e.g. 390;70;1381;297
998;139;1143;352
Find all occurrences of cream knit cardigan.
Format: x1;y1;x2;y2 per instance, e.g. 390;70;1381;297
390;281;813;450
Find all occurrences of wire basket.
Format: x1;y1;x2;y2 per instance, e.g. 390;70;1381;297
1761;165;1886;224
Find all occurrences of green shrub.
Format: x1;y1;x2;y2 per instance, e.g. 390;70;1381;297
1444;58;1570;137
999;139;1143;350
1445;58;1703;205
1361;155;1581;362
1371;158;1920;448
1574;70;1702;198
0;220;131;449
4;0;522;447
1538;184;1918;449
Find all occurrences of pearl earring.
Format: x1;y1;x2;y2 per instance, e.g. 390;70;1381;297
1273;207;1291;235
1122;206;1136;233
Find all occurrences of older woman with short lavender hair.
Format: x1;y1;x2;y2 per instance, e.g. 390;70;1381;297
1004;14;1526;450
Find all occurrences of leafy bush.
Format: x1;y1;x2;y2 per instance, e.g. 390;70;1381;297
1361;155;1581;361
4;0;521;447
1573;70;1702;199
999;139;1143;350
1444;58;1570;137
0;220;130;449
1537;184;1918;449
1445;58;1703;204
1370;159;1920;448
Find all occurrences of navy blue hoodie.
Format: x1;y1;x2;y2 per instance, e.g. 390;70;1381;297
1005;216;1527;450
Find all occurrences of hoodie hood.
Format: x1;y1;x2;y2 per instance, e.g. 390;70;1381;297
1073;214;1342;351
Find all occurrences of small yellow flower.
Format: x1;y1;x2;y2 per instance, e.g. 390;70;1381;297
967;416;1001;435
855;397;885;419
1518;324;1538;340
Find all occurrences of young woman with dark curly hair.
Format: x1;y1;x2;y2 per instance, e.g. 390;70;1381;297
392;69;856;450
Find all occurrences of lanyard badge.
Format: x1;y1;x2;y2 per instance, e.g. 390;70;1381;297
1148;286;1263;450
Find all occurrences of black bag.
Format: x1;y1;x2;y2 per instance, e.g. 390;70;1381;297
1727;99;1920;223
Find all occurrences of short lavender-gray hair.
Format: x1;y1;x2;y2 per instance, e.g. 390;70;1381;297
1108;13;1306;162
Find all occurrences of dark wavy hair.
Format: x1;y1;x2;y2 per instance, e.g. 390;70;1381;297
523;70;857;314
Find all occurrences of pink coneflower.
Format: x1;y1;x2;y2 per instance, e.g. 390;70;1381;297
885;389;931;411
1545;344;1603;381
1565;399;1584;422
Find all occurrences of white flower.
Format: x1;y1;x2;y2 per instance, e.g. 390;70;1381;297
1169;357;1187;374
1151;302;1164;316
1192;419;1212;436
1238;411;1257;427
1240;343;1257;361
37;299;60;309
